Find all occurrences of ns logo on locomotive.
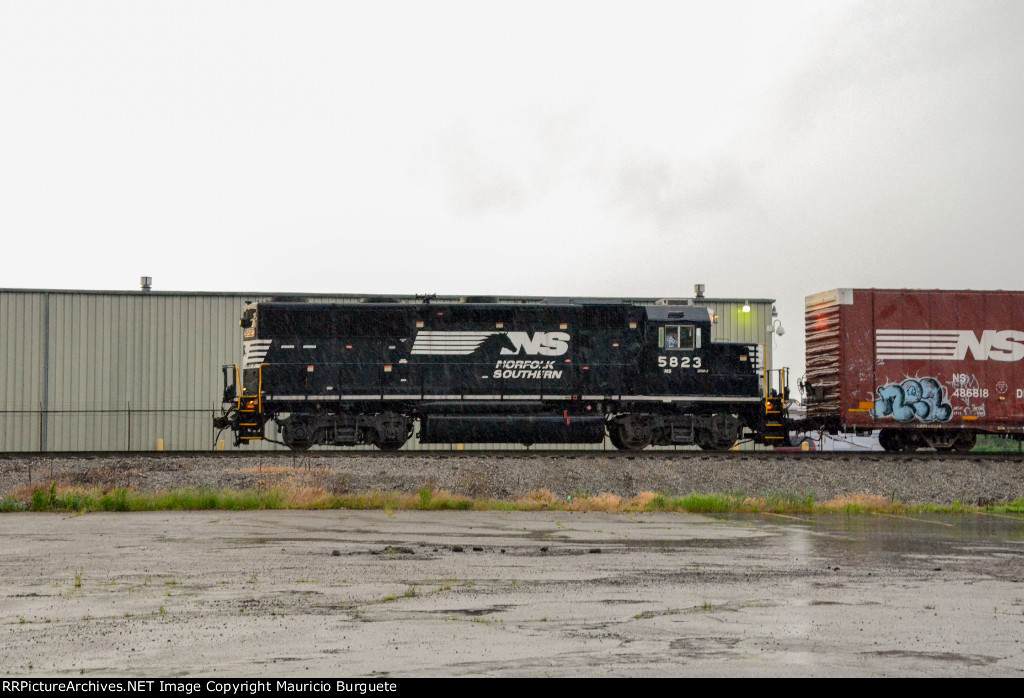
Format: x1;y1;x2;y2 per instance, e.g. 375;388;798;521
213;298;789;451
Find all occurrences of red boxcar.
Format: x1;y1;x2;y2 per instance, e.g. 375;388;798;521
804;288;1024;451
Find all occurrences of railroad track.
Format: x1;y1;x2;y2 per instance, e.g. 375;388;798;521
2;449;1023;462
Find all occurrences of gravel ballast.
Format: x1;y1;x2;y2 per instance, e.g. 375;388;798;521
2;452;1024;505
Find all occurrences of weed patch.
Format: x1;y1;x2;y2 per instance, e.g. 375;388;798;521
3;483;1022;517
818;494;893;514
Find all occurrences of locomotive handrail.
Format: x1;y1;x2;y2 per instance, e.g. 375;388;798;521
259;363;265;415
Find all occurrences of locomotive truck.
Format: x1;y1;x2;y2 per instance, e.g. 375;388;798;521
213;299;790;451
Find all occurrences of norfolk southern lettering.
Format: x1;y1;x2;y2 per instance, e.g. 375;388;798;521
493;359;563;380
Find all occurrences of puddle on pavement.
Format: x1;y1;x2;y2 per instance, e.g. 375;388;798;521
707;513;1024;571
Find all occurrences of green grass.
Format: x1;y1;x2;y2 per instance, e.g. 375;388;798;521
765;491;815;513
645;492;759;513
413;487;473;510
4;483;1024;516
0;496;26;512
997;498;1024;513
25;486;286;513
974;435;1024;454
644;491;814;513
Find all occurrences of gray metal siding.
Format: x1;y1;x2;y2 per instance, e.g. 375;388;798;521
0;292;46;450
702;300;774;370
30;294;249;451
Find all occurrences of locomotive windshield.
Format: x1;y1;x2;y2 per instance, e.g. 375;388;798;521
659;325;699;350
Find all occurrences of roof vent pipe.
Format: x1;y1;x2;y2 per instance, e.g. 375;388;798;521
694;284;705;299
140;276;152;291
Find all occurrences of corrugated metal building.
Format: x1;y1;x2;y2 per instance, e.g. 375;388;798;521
0;287;778;451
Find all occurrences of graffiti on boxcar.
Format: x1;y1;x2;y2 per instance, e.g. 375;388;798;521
871;377;953;423
950;373;987;418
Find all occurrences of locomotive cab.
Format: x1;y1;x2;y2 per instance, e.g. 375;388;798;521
652;320;706;394
643;306;733;397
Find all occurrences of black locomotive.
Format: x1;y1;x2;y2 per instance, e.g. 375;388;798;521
213;299;789;451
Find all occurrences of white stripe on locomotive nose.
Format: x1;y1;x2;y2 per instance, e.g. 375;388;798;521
242;339;273;367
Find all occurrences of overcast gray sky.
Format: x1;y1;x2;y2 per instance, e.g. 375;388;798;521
3;0;1023;380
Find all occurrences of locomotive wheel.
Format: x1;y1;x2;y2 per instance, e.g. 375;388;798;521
696;429;736;451
283;436;313;452
372;412;410;452
696;413;738;451
616;416;652;451
697;434;736;451
282;421;315;451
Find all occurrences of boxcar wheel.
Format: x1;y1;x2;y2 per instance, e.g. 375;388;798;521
878;428;901;452
953;432;976;452
879;428;919;453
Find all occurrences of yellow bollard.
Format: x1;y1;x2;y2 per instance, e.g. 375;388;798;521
157;438;164;451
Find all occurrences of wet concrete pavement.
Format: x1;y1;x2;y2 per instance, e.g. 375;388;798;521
1;510;1023;676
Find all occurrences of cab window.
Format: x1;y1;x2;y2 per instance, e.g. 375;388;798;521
658;325;699;350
